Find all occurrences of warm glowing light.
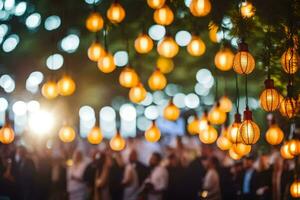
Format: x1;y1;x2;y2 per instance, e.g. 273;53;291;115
107;2;126;24
209;23;218;43
42;80;58;99
290;180;300;198
219;96;233;113
259;79;282;112
199;112;209;132
57;75;76;96
153;5;174;26
233;42;255;75
228;113;242;143
214;47;234;71
87;126;103;145
119;67;139;88
288;139;300;156
240;1;255;18
190;0;211;17
232;143;251;156
110;132;126;151
279;96;298;119
0;123;14;144
97;53;116;73
265;124;284;145
28;110;55;135
280;142;294;159
208;103;226;125
145;122;161;142
229;148;242;160
59;125;76;143
147;0;165;9
88;41;106;62
187;36;206;56
129;83;147;103
157;36;179;58
156;57;174;74
217;127;232;151
163;102;180;121
239;109;260;145
148;69;167;90
86;12;104;32
199;124;218;144
188;116;200;135
134;33;154;54
281;48;299;74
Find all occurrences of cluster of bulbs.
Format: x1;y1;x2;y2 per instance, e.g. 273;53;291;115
41;76;76;99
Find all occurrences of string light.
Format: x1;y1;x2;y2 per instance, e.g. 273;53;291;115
208;103;226;125
0;121;14;144
280;142;294;159
163;101;180;121
265;121;284;145
97;53;116;73
287;139;300;156
239;107;260;145
119;67;139;88
129;83;147;103
148;69;167;90
157;36;179;58
57;75;76;96
88;41;106;62
232;143;251;157
107;2;126;24
156;57;174;74
281;47;299;74
87;126;103;145
187;35;206;57
217;126;232;150
259;78;282;112
59;125;76;143
290;180;300;198
42;80;58;99
214;47;234;71
153;5;174;25
86;12;104;32
199;123;217;144
134;33;154;54
233;41;255;75
110;132;126;151
240;1;255;18
228;113;242;143
145;121;161;142
189;0;211;17
188;115;200;135
219;96;233;113
147;0;165;9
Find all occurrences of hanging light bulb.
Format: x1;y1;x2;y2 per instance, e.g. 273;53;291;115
281;47;299;74
157;36;179;58
229;148;242;160
153;5;174;25
0;122;14;144
259;78;282;112
129;83;147;103
97;53;116;73
214;46;234;71
232;143;251;156
219;96;233;113
240;1;255;18
145;121;161;142
86;12;104;32
163;101;180;121
87;126;103;145
42;80;58;99
199;111;209;133
228;113;242;143
57;75;76;96
119;67;139;88
147;0;165;9
59;125;76;143
239;108;260;145
156;57;174;74
217;127;232;151
106;2;126;23
189;0;211;17
199;123;218;144
208;103;227;125
187;35;206;56
88;41;106;62
233;41;255;75
110;132;126;151
279;84;299;119
280;142;294;159
265;121;284;145
287;139;300;156
188;115;200;135
290;180;300;198
209;22;218;43
134;33;154;54
148;69;167;90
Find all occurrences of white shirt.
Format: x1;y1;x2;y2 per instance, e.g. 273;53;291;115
122;163;139;200
146;165;168;200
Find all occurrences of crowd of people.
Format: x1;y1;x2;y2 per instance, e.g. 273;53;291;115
0;136;297;200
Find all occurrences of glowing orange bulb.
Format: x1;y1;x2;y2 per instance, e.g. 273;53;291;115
107;2;126;23
157;36;179;58
148;69;167;90
280;142;294;159
187;36;206;56
57;76;76;96
217;127;232;151
88;41;106;62
199;124;218;144
86;12;104;32
232;143;251;156
265;124;284;145
147;0;165;9
288;139;300;156
214;47;234;71
134;34;154;54
163;102;180;121
259;79;282;112
129;83;147;103
97;53;116;73
59;126;76;143
239;109;260;145
240;1;255;18
233;42;255;75
279;96;298;119
281;48;299;74
209;23;218;43
42;80;58;99
228;113;242;143
110;133;126;151
290;180;300;198
0;124;14;144
189;0;211;17
87;126;103;145
119;67;139;88
156;57;174;74
229;148;242;160
208;104;226;125
153;5;174;25
188;116;200;135
145;122;161;143
219;96;233;113
198;112;209;132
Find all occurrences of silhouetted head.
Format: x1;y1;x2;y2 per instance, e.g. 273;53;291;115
149;152;162;168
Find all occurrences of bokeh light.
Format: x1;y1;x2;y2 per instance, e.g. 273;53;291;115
46;54;64;70
175;30;191;46
114;51;128;67
2;34;19;52
44;15;61;31
25;13;41;29
60;34;80;53
148;24;166;41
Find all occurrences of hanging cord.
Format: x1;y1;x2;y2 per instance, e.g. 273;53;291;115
245;74;249;109
235;73;240;113
215;73;219;102
103;25;108;51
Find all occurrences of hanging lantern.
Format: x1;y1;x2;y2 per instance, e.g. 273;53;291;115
217;127;232;150
86;12;104;32
147;0;165;9
87;126;103;145
189;0;211;17
232;143;251;156
228;113;242;143
148;69;167;90
187;35;206;57
188;115;200;135
259;78;282;112
134;33;154;54
239;108;260;145
240;1;255;18
279;96;298;119
214;47;234;71
145;122;161;142
199;124;218;144
290;180;300;198
42;80;58;99
157;36;179;58
229;148;242;160
209;23;218;43
57;75;76;96
97;53;116;73
88;41;106;62
0;123;14;144
107;2;126;23
219;96;233;113
119;67;139;88
233;41;255;75
129;83;147;103
153;5;174;25
287;139;300;156
281;47;299;74
208;103;227;125
59;126;76;143
163;101;180;121
110;132;126;151
280;142;294;159
265;123;284;145
199;111;209;132
156;57;174;74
